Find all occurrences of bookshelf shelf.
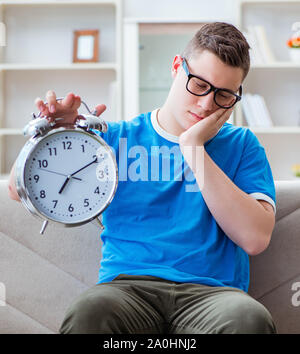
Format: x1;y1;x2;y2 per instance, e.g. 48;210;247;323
238;0;300;181
0;0;123;178
251;62;300;69
247;126;300;134
241;0;300;4
0;63;118;71
0;129;22;136
238;0;300;130
0;0;118;5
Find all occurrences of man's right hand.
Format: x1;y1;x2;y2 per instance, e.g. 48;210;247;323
35;91;107;125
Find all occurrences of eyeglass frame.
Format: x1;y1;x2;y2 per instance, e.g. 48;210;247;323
181;57;242;109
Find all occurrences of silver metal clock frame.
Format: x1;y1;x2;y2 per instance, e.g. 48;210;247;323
15;125;118;235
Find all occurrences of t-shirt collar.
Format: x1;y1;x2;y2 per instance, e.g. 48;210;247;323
150;108;179;143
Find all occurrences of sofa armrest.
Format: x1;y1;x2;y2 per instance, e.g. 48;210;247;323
248;180;300;334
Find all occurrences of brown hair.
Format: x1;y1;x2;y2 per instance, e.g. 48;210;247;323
182;22;250;80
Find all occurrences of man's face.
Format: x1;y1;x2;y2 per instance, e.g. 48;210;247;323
167;50;244;135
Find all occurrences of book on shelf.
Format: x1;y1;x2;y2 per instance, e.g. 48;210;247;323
241;93;273;127
243;25;276;65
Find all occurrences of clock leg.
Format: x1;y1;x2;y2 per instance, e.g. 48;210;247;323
91;216;105;231
40;220;49;235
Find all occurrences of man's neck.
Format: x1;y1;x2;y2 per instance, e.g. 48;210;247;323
157;105;184;137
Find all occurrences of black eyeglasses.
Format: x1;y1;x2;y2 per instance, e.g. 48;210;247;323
182;58;242;109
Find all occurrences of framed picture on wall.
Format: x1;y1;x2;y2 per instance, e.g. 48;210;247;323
73;29;99;63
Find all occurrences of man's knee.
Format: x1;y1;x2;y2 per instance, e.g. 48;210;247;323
59;286;124;334
218;293;276;334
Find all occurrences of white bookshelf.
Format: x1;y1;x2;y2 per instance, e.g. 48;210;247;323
249;127;300;134
0;63;118;71
0;0;117;5
252;62;300;69
237;0;300;180
240;0;300;4
0;0;122;177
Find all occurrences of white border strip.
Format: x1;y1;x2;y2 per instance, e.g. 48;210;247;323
150;109;179;143
250;192;276;213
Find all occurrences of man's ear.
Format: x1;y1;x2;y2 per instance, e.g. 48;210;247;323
172;55;183;78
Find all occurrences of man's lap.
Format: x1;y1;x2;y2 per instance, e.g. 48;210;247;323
59;274;276;334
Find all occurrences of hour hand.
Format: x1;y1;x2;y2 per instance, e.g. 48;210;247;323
58;175;71;194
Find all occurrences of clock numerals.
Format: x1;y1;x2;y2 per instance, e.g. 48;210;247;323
94;186;105;196
38;159;48;168
34;174;39;183
97;170;105;179
48;147;57;156
62;141;72;150
68;203;74;212
40;190;46;198
67;200;90;212
52;200;58;208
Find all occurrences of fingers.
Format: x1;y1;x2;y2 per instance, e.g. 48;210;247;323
218;107;234;127
46;90;57;114
61;92;75;108
211;107;233;129
34;97;48;116
211;107;227;121
72;95;81;110
35;91;106;121
94;104;106;116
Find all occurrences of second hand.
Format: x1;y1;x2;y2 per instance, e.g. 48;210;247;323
38;168;82;181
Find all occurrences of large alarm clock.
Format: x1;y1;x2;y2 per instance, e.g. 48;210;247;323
15;98;118;235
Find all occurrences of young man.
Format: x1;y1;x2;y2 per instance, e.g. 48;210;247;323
8;22;276;334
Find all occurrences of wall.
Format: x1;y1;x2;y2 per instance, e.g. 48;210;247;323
124;0;238;24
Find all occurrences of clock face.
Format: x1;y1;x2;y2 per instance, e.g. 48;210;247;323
23;129;117;224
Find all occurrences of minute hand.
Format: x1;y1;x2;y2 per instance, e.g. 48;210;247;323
70;157;98;177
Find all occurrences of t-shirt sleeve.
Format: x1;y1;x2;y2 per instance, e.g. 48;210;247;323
90;127;109;144
90;122;121;159
233;129;276;213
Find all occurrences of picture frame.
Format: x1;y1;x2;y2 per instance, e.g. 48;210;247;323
73;29;99;63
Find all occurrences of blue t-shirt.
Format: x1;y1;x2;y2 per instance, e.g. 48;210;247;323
92;109;276;292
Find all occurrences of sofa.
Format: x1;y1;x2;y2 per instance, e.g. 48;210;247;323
0;179;300;334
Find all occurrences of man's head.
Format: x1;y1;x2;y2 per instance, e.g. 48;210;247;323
161;22;250;135
182;22;250;80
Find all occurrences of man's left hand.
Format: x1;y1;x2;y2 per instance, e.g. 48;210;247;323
179;107;234;149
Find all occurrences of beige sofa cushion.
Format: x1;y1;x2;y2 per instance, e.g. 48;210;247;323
0;180;101;333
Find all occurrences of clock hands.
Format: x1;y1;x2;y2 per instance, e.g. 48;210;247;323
70;156;98;178
58;175;72;194
37;168;82;181
58;156;98;194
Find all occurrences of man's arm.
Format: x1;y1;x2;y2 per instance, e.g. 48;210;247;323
179;108;275;256
197;148;275;255
8;161;21;202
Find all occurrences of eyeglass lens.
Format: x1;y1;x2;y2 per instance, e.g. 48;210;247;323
187;77;237;108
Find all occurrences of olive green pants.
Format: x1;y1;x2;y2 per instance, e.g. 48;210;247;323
59;274;276;334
